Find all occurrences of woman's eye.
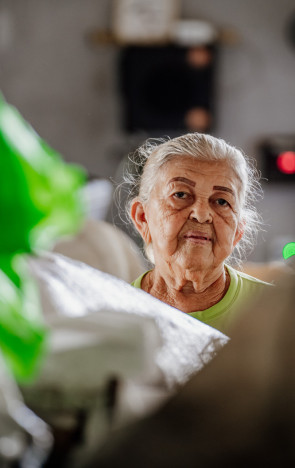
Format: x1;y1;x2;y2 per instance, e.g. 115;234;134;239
216;198;229;207
173;192;188;199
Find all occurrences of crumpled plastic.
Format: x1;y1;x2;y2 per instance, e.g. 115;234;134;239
29;252;229;390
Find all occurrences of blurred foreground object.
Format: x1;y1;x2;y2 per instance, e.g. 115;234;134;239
53;175;147;281
86;268;295;467
24;252;228;466
0;95;85;466
0;256;45;382
28;253;228;390
0;94;86;255
0;353;52;467
0;94;86;381
53;219;146;282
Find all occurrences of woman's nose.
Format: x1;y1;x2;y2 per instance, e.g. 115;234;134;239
189;200;212;223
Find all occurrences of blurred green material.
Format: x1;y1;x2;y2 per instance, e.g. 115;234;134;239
0;95;86;253
0;94;86;381
0;256;46;381
282;242;295;260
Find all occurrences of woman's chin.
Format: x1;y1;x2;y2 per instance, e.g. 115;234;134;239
175;257;214;274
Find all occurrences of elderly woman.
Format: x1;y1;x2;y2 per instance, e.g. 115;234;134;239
127;133;271;335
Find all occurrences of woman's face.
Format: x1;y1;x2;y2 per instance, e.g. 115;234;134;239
132;156;244;274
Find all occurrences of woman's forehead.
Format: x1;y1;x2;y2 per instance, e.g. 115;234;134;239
157;155;240;186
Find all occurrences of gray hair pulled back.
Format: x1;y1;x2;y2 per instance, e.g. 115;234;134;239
124;132;263;266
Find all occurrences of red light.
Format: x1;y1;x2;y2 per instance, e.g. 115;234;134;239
277;151;295;174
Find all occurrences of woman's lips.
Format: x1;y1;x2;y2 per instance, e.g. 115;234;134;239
183;231;212;242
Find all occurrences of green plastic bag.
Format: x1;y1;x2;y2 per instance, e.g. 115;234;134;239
0;255;46;381
0;95;86;253
0;95;86;381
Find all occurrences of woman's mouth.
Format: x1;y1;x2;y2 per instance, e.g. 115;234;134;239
183;231;212;243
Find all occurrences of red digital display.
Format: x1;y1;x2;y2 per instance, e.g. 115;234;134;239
276;151;295;174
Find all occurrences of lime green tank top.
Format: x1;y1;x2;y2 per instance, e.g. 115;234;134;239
132;265;271;335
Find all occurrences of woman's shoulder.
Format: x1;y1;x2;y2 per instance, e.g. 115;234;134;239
131;271;150;288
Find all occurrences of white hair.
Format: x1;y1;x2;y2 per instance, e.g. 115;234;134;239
124;133;263;266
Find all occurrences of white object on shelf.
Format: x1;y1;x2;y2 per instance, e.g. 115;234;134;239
171;19;218;46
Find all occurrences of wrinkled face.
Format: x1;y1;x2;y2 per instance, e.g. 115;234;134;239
132;156;244;273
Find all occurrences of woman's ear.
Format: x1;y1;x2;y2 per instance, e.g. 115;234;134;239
130;199;151;244
233;219;245;247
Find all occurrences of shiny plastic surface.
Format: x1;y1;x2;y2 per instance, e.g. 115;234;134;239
29;253;229;389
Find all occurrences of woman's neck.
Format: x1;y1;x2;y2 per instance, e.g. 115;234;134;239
142;265;230;313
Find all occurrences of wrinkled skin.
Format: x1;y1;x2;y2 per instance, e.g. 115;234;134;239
131;157;244;311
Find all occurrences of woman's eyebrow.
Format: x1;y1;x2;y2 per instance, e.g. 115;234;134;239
168;179;235;196
213;185;235;195
169;177;195;187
